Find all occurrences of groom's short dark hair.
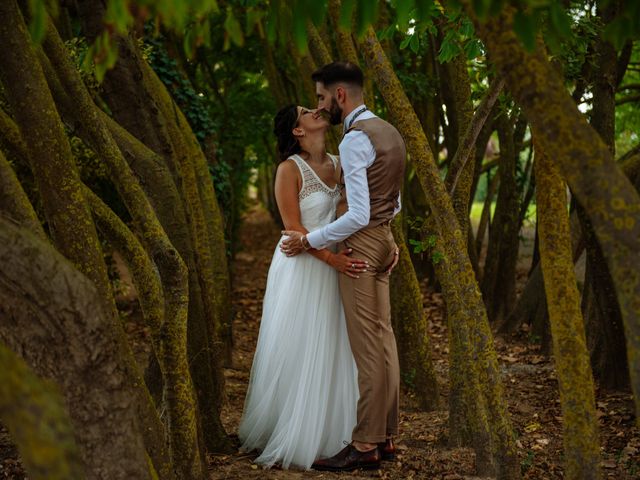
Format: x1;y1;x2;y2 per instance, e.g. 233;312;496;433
311;61;364;88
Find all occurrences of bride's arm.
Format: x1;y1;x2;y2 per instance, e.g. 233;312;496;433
274;160;366;278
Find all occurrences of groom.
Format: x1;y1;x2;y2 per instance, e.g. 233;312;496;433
281;61;406;471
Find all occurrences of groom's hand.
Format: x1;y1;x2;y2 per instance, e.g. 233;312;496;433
280;230;306;256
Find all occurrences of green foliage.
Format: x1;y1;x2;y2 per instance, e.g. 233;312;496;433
146;32;216;143
603;1;640;50
401;368;417;389
28;0;58;43
407;216;445;264
76;0;222;80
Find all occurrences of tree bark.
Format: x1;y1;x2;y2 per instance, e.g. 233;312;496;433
0;0;114;312
390;215;440;410
535;144;601;480
481;114;521;325
42;21;206;478
579;0;628;389
0;342;84;480
0;218;152;480
0;149;46;240
138;58;232;451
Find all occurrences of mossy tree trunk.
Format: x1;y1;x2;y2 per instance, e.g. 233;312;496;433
471;5;640;421
0;149;46;240
0;217;153;480
76;1;232;451
0;342;84;480
358;26;520;479
535;144;601;480
480;113;522;325
390;215;440;410
42;20;206;478
579;1;628;389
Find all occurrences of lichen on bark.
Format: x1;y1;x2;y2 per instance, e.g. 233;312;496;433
535;143;601;480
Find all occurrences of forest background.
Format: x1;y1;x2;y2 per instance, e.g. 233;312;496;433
0;0;639;479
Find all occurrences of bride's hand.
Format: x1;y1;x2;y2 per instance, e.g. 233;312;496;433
383;245;400;276
328;249;368;278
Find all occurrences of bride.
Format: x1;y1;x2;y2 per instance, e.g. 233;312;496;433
238;105;366;469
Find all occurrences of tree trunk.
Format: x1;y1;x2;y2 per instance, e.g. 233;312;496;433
0;0;113;312
0;342;84;480
0;149;45;240
481;114;521;325
76;2;232;450
471;5;640;420
475;171;499;261
535;144;601;480
0;218;152;480
42;21;207;478
441;54;474;234
358;26;520;479
390;215;440;410
579;1;628;390
2;11;173;473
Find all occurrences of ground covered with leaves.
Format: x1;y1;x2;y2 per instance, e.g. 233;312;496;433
210;206;639;480
1;205;638;479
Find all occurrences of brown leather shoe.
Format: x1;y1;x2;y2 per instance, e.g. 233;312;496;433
377;438;395;461
312;444;381;471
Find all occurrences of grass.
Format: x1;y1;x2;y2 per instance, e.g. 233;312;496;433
469;201;537;227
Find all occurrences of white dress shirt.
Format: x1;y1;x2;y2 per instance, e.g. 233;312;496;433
306;105;401;249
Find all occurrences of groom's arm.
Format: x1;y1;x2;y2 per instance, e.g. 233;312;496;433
281;131;375;254
306;132;375;249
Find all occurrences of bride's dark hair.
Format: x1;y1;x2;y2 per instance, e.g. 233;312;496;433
273;104;302;162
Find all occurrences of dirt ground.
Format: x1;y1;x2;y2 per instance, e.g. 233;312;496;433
1;205;638;479
210;206;639;479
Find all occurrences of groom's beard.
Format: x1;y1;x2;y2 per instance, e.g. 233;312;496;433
328;97;343;125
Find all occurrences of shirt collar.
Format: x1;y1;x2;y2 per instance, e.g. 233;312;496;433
343;104;367;132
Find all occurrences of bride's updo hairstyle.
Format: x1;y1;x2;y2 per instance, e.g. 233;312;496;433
273;104;302;162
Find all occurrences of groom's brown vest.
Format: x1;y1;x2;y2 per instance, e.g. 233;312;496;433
336;117;406;227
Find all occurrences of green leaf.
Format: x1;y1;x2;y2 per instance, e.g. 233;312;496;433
399;34;413;50
603;16;634;50
464;38;483;60
414;0;439;23
339;0;356;30
513;10;537;51
396;0;414;30
437;36;460;63
377;24;396;41
28;0;47;43
246;8;265;36
291;2;308;54
265;0;279;44
548;3;571;39
409;32;420;54
224;7;244;48
459;16;474;38
104;0;132;34
355;0;379;37
431;251;444;264
301;0;327;27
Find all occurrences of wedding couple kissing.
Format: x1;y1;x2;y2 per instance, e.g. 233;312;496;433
238;61;407;472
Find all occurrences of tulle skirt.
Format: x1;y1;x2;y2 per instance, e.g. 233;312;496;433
238;237;358;469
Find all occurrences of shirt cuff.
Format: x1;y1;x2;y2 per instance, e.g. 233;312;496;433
306;229;326;250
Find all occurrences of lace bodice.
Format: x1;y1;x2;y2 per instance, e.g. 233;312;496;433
290;154;341;232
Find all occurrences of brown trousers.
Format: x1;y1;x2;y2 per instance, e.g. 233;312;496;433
338;222;400;443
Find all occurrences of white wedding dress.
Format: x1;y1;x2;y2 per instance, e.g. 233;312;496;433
238;154;358;469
